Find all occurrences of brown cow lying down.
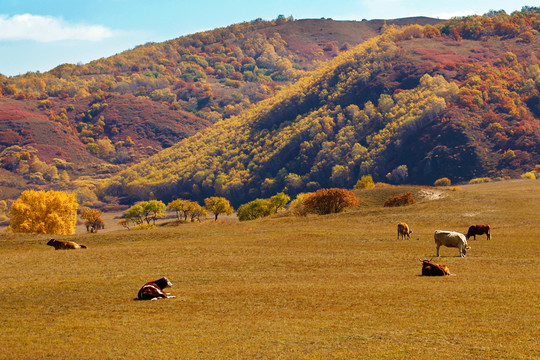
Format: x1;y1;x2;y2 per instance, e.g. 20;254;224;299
420;259;452;276
47;239;87;250
137;277;176;300
466;224;491;240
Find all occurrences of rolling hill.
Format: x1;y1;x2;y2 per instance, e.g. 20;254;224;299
0;16;443;201
101;8;540;206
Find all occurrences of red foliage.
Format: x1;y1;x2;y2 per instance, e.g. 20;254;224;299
303;188;360;215
383;192;416;207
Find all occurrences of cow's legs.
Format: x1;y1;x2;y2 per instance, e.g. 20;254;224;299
436;245;440;257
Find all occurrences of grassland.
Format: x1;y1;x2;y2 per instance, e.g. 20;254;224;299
0;180;539;359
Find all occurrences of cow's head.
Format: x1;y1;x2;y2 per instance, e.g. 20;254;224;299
46;239;56;246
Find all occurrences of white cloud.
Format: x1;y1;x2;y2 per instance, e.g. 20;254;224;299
0;14;113;42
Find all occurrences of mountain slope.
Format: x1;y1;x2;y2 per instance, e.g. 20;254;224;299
103;9;540;206
0;17;443;200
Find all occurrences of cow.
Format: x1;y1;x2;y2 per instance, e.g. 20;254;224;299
466;224;491;240
434;230;471;257
137;277;175;300
397;222;412;240
420;259;452;276
47;239;87;250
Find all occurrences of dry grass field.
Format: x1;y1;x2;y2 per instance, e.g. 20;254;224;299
0;180;539;359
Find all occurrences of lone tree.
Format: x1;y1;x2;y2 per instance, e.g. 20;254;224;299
204;196;234;221
80;207;104;233
9;190;78;234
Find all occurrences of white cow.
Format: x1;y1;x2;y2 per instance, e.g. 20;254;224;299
434;230;471;257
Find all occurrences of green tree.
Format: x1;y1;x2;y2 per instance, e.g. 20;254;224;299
269;192;290;213
204;196;234;221
9;190;78;234
124;200;166;225
237;199;274;221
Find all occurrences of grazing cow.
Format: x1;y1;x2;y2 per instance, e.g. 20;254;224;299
466;224;491;240
137;277;175;300
434;230;471;257
397;222;412;240
420;259;452;276
47;239;87;250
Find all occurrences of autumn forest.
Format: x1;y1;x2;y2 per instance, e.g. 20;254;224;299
1;8;540;207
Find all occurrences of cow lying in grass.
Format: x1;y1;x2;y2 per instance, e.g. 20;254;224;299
420;259;452;276
137;277;176;300
434;230;471;257
47;239;87;250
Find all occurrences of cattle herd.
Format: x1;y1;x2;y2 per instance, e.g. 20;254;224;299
398;223;491;276
43;222;492;298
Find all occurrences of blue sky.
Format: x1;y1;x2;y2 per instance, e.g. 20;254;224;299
0;0;534;76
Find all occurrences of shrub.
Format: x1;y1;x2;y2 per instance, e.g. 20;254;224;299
434;177;451;186
303;188;360;215
469;177;492;184
289;193;313;216
384;192;417;207
354;175;375;190
521;171;536;180
449;186;462;191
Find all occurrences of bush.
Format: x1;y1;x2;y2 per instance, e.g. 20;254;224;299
469;177;492;184
303;188;360;215
449;186;462;191
521;171;536;180
383;192;416;207
434;177;451;186
289;193;313;216
354;175;375;190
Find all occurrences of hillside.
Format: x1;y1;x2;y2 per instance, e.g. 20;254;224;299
0;16;442;201
102;8;540;206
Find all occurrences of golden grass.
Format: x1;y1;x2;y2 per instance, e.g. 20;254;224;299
0;180;539;359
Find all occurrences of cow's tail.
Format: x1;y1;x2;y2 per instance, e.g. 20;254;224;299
80;244;87;249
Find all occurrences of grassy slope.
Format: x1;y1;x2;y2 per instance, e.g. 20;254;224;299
0;180;539;359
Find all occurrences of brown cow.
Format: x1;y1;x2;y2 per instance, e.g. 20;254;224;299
47;239;87;250
397;222;412;240
466;224;491;240
420;259;452;276
137;277;175;300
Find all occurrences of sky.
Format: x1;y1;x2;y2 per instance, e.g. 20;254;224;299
0;0;535;76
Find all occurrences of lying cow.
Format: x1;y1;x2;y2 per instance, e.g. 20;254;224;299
420;259;452;276
47;239;87;250
137;277;176;300
434;230;471;257
397;222;412;240
466;224;491;240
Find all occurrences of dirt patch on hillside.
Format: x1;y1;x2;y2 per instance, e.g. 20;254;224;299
417;189;446;201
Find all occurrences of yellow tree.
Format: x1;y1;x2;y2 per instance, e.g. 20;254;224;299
204;196;234;221
80;207;104;233
9;190;78;234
